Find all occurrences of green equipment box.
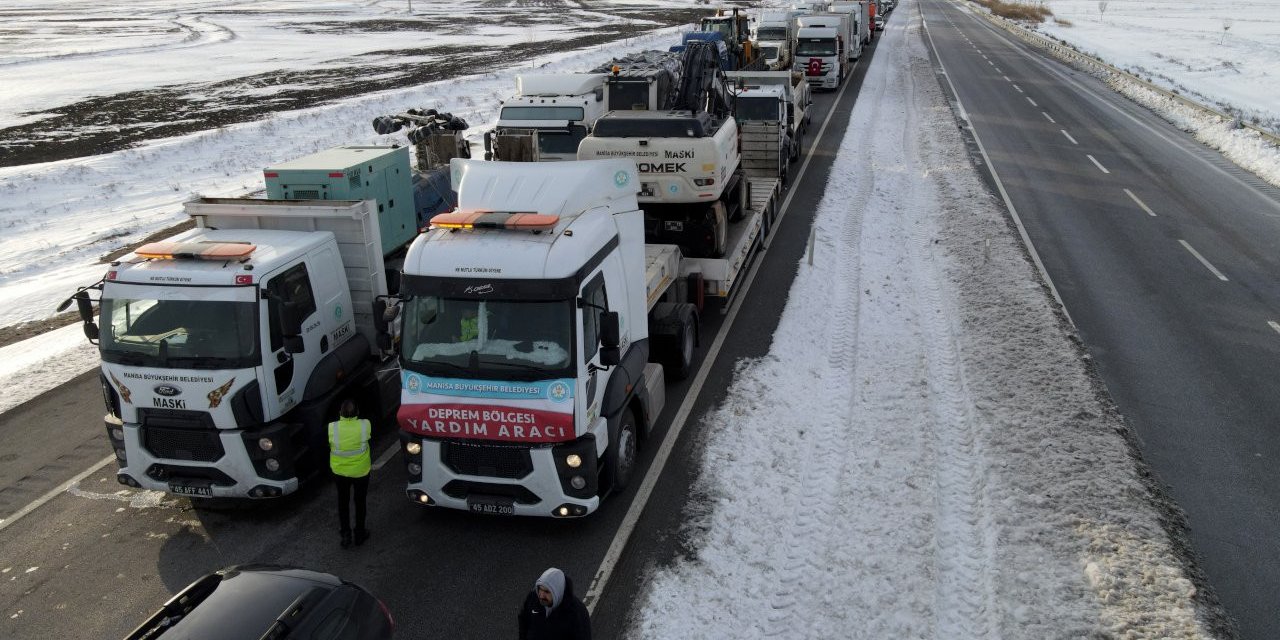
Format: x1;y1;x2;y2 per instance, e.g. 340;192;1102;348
264;146;416;255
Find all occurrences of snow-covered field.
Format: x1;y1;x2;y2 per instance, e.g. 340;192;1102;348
1039;0;1280;132
634;5;1218;637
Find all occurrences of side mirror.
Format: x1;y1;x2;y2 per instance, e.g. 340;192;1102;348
83;322;99;342
75;293;95;324
600;346;621;367
373;299;389;334
599;311;620;348
279;301;305;338
284;335;305;355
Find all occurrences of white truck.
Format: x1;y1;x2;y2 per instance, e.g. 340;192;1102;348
754;10;796;71
728;69;812;160
483;73;607;162
829;2;872;50
793;26;846;90
63;146;411;499
392;158;776;518
798;13;856;63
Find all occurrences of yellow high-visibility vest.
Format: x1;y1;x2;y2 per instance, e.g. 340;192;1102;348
328;417;371;478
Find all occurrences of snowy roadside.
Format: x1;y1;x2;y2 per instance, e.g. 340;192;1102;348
632;4;1222;638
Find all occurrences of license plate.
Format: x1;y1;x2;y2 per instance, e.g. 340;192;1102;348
468;497;514;516
169;483;213;497
639;184;655;197
663;220;684;232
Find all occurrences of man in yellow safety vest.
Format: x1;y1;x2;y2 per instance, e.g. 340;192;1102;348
329;399;372;548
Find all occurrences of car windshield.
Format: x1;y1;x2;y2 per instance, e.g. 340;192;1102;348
757;27;788;40
100;296;259;369
796;40;836;57
154;571;330;640
402;297;573;379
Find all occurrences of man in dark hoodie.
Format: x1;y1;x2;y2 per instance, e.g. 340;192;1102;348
518;567;592;640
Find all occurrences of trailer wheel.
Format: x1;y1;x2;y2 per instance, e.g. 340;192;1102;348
791;132;803;162
605;409;638;493
711;201;728;257
663;308;698;381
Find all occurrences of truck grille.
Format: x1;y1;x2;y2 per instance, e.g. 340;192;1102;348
441;441;533;479
143;426;225;462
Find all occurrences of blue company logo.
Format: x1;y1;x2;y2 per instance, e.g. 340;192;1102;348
154;384;181;397
548;381;571;403
668;184;679;194
614;170;630;188
406;374;421;394
335;304;343;319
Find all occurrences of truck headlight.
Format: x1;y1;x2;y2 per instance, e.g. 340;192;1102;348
405;441;422;455
570;475;586;490
258;437;274;452
264;458;280;472
407;463;422;475
693;178;716;187
565;454;582;468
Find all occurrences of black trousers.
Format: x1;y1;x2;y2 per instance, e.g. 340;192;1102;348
334;473;369;535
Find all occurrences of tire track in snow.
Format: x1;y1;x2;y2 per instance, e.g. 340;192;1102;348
899;13;999;638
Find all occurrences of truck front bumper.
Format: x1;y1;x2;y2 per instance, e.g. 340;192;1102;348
109;419;299;499
405;436;601;518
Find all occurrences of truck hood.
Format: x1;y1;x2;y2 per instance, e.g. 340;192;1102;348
104;363;258;429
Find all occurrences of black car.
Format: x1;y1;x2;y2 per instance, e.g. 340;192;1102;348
125;565;394;640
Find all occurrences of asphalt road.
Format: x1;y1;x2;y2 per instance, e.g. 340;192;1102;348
919;1;1280;637
0;43;877;640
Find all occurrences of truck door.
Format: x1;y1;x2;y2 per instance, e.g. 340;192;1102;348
580;274;609;426
263;261;319;414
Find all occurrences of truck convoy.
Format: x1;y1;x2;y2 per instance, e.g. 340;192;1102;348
483;74;607;162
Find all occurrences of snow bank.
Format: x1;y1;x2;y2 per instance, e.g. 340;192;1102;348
632;5;1215;637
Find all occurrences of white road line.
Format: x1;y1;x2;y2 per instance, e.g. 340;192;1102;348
1124;188;1157;216
1178;240;1230;281
1086;154;1110;173
988;60;995;66
582;54;862;615
1061;129;1078;144
921;11;1073;326
0;455;114;535
994;67;1002;73
1026;96;1038;107
1002;75;1011;82
1013;84;1023;93
371;442;401;471
1269;321;1280;335
982;54;988;60
1042;111;1055;123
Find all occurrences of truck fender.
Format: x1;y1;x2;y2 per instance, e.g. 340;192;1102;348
602;338;651;424
302;333;373;403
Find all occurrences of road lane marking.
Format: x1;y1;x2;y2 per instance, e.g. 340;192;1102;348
1087;154;1110;173
1178;240;1230;281
1061;129;1078;144
371;442;401;471
1003;75;1011;81
0;455;113;535
1026;96;1038;107
921;9;1073;326
1124;188;1157;216
1269;321;1280;335
1042;111;1056;123
1013;84;1023;93
988;60;995;66
582;54;862;614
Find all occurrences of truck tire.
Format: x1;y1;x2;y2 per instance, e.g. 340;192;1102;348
791;132;803;162
605;408;638;492
662;305;699;381
711;201;728;257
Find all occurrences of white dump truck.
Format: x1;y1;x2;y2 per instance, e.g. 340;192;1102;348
391;158;775;518
63;146;416;499
484;74;608;162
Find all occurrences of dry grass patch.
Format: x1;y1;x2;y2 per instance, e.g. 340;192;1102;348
974;0;1054;22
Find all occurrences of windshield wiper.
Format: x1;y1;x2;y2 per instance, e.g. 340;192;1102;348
477;359;547;372
106;351;150;366
164;356;242;370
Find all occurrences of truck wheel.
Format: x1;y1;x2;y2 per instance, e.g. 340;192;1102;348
791;133;803;162
605;409;638;492
666;312;697;381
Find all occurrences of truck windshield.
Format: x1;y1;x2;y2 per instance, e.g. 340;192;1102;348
757;27;788;41
401;297;573;379
759;45;781;60
736;97;781;122
700;20;733;40
99;297;259;369
796;40;837;57
537;126;588;156
500;106;585;122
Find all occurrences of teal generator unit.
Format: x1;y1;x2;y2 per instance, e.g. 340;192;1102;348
264;145;417;256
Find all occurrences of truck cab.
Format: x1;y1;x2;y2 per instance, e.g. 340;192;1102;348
484;74;607;162
397;159;668;518
793;26;844;90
